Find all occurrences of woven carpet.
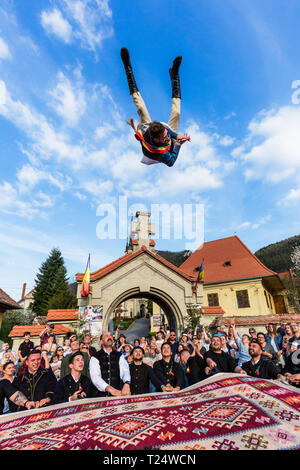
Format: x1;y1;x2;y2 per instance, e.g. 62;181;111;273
0;373;299;450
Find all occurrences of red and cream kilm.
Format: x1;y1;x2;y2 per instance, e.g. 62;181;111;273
0;374;299;450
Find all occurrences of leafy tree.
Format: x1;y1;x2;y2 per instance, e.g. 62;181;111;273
47;289;77;310
185;305;203;331
31;248;75;315
0;309;36;347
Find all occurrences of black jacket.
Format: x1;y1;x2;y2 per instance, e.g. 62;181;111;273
10;367;57;412
153;359;184;391
242;359;279;379
129;363;163;394
186;355;206;385
53;373;97;404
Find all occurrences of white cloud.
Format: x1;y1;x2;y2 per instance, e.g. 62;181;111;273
49;72;86;125
234;106;300;183
41;8;73;43
279;187;300;207
41;1;114;56
218;135;235;147
0;181;44;219
0;36;11;60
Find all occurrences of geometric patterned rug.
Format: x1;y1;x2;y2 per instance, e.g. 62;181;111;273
0;374;299;450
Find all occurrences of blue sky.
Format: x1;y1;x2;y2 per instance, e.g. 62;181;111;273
1;0;300;301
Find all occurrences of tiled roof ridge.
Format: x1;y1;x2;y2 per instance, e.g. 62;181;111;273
77;245;197;282
233;236;277;276
8;324;70;337
180;235;278;280
0;288;22;309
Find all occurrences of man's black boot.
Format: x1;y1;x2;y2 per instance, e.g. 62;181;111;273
120;47;139;95
169;56;182;99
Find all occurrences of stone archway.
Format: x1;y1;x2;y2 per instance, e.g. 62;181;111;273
103;286;185;335
77;245;203;337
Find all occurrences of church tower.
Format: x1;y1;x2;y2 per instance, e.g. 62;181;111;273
126;211;156;253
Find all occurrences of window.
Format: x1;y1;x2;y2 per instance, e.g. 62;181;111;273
223;260;231;267
236;290;250;308
208;293;219;307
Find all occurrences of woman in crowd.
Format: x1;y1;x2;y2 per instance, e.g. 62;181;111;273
197;328;211;352
143;338;159;367
139;336;148;350
227;325;239;354
0;361;15;413
265;323;283;352
42;334;57;363
180;333;193;354
277;335;290;372
284;323;293;339
231;324;251;366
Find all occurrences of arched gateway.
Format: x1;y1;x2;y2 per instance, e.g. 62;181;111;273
76;212;203;336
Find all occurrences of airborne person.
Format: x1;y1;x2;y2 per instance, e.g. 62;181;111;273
120;48;190;167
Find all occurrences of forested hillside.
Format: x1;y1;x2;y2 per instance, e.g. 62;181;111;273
254;235;300;273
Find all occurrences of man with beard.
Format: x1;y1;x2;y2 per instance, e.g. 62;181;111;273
120;48;190;168
53;351;97;404
242;339;279;379
89;332;131;397
153;342;184;392
204;336;246;376
129;346;165;395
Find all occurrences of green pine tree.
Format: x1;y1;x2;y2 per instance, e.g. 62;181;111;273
31;248;75;315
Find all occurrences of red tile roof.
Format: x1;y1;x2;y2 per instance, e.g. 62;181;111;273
76;245;196;283
180;236;277;284
47;309;79;321
216;314;300;328
8;324;70;338
202;306;225;315
0;288;22;309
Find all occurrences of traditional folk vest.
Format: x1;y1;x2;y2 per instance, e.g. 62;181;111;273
94;349;122;390
127;118;172;158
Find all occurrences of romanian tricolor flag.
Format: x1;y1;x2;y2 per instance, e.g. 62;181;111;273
80;254;90;297
127;117;172;154
194;259;204;295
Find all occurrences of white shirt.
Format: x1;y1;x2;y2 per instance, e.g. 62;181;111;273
89;349;131;393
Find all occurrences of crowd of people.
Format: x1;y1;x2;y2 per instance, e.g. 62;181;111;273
0;320;299;416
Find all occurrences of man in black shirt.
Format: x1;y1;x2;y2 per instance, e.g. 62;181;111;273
10;349;57;412
18;331;34;362
153;342;184;392
179;350;206;387
166;330;179;361
53;351;97;404
129;347;164;395
242;339;279;379
204;336;246;377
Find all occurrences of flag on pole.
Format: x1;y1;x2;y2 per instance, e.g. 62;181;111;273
80;254;90;297
194;259;204;295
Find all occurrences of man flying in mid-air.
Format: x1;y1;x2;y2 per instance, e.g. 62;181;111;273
120;48;190;167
